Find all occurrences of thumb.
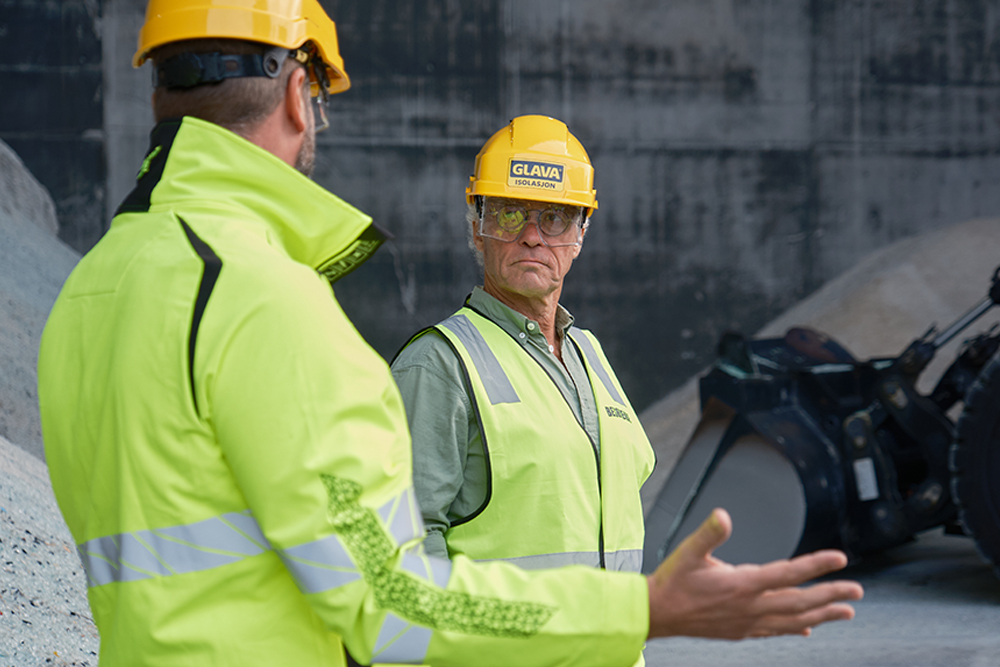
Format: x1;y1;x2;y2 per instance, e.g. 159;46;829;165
674;508;732;564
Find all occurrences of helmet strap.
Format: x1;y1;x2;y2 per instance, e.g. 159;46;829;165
155;45;290;90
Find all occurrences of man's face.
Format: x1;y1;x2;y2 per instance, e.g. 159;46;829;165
474;197;586;302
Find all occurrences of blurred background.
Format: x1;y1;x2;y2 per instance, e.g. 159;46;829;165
4;0;1000;413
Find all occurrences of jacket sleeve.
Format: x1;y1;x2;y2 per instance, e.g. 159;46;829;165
205;266;648;667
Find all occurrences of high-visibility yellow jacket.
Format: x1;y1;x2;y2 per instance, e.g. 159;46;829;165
426;306;655;572
37;117;648;667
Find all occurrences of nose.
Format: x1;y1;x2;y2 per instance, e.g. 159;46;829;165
516;218;546;247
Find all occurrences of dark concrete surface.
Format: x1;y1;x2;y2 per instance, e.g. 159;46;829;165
645;527;1000;667
13;1;1000;414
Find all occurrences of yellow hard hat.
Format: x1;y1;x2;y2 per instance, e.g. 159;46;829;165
466;115;598;212
133;0;350;95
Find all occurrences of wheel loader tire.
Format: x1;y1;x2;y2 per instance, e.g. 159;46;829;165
950;351;1000;578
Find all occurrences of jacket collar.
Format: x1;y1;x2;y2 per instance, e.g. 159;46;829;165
118;116;386;282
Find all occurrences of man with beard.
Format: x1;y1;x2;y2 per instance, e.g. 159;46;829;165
38;3;863;667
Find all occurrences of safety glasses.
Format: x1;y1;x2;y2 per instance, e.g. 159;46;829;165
479;198;585;247
293;47;331;133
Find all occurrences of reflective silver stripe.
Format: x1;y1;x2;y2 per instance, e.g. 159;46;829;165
77;494;428;594
373;611;433;663
440;314;520;405
77;510;270;587
401;547;452;589
278;534;360;595
605;548;643;573
476;551;600;570
570;327;625;405
476;548;642;572
378;486;425;546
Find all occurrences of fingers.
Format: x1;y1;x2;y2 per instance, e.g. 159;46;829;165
747;549;850;590
754;580;865;616
646;509;865;642
751;602;858;637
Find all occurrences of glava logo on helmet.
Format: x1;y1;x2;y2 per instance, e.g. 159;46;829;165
507;160;565;191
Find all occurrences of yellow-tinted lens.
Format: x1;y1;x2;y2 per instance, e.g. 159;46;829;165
496;206;527;232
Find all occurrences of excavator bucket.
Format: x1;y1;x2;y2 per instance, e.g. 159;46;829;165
643;266;1000;577
642;396;846;573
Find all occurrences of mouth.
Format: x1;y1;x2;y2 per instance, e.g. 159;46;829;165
514;257;550;268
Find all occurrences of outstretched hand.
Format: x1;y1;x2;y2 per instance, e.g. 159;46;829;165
646;508;864;640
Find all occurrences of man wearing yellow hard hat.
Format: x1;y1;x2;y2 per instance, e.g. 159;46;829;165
37;2;862;665
392;115;864;665
391;115;656;665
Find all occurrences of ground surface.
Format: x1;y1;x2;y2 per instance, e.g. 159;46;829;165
0;436;98;666
646;528;1000;667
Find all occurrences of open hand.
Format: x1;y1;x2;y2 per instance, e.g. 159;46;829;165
646;508;864;640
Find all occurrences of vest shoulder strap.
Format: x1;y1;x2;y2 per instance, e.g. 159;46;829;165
567;327;625;406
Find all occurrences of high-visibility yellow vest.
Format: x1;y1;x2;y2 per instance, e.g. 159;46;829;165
430;307;656;572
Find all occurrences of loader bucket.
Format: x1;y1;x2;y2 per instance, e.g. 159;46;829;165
642;397;848;573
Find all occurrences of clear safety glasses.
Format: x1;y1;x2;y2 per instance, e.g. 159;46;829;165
294;48;331;133
478;198;585;247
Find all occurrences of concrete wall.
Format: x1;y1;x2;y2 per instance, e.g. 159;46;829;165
15;0;1000;411
0;0;106;250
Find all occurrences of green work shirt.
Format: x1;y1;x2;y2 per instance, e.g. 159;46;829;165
391;287;601;558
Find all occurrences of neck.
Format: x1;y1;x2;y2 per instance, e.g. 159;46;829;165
482;282;563;357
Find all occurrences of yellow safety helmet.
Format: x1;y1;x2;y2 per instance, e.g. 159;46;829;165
133;0;350;95
466;115;598;213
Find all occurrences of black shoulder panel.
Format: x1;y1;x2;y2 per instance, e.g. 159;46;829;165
178;217;222;417
115;119;183;216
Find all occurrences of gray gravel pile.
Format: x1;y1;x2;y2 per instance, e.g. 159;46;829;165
0;139;80;462
0;434;99;666
0;139;95;664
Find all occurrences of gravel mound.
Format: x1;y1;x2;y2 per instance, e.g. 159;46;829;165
0;434;98;666
0;139;81;462
0;139;95;664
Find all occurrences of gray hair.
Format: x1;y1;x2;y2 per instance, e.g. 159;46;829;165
465;200;484;270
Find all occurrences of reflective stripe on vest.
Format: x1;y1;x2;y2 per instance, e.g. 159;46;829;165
569;326;625;406
476;548;642;572
76;487;434;590
439;314;520;405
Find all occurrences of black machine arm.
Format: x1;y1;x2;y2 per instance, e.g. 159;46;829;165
895;266;1000;378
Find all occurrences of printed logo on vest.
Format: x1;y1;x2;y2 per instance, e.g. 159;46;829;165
507;160;565;192
604;405;632;423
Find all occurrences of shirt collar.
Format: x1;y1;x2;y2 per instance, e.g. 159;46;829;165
467;286;576;341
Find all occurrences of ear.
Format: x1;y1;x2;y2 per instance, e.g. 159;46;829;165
472;219;486;253
284;66;309;134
